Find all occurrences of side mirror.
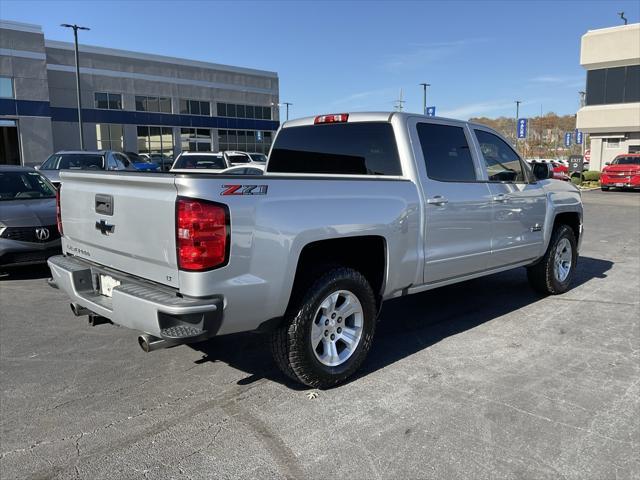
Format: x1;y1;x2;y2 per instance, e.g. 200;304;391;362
605;162;610;166
532;162;553;181
34;165;40;170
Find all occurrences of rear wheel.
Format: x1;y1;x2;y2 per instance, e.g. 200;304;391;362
527;224;577;295
601;186;610;191
270;267;377;388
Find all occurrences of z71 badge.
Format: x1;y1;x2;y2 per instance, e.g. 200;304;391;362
221;185;268;196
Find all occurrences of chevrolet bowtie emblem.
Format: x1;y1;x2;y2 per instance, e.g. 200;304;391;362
95;219;115;235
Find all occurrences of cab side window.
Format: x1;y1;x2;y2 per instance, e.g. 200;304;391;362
417;123;477;182
474;130;527;182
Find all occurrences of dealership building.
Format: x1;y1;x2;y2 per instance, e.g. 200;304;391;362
0;20;279;166
576;23;640;171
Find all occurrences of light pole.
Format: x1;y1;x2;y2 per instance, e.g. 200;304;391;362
419;83;430;115
514;100;521;145
61;23;90;150
281;102;292;121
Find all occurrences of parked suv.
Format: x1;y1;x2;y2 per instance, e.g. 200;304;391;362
39;151;135;187
600;154;640;190
49;112;583;388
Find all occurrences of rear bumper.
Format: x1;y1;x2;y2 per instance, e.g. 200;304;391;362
47;255;223;340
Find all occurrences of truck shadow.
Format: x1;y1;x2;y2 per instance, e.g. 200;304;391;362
0;264;52;281
190;255;612;390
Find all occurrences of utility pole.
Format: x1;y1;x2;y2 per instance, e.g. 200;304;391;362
61;23;90;150
394;88;405;112
514;100;521;145
419;83;430;115
282;102;292;121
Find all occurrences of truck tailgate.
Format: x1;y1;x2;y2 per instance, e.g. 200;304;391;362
59;171;179;288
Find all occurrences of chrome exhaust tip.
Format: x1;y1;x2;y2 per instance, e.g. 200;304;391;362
138;334;167;353
70;303;90;317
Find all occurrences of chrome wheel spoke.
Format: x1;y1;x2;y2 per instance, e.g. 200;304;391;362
553;238;572;282
311;289;364;367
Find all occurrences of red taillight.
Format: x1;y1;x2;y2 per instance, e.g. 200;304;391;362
56;188;63;235
314;113;349;124
176;197;229;271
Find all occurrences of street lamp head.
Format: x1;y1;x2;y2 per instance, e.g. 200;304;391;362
61;24;90;30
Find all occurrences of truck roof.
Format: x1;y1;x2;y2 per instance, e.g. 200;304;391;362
282;111;487;129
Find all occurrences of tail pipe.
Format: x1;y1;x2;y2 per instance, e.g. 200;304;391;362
138;334;178;353
70;303;89;317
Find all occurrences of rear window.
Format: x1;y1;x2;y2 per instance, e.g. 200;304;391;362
226;154;251;164
59;154;104;170
268;122;402;175
173;155;226;170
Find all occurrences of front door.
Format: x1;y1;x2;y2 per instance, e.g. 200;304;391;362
472;128;546;267
412;120;493;284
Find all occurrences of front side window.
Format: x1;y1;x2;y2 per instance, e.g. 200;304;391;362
269;122;402;175
0;77;14;98
474;129;526;182
41;154;61;170
417;123;476;182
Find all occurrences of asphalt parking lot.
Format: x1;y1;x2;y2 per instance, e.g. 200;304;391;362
1;189;638;480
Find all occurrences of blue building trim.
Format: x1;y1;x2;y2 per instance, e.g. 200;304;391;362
0;99;51;117
1;99;279;131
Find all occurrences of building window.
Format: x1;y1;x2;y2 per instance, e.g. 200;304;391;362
179;99;210;116
135;96;172;113
217;103;271;120
181;128;212;151
605;138;620;149
137;126;174;156
0;77;14;98
218;129;273;153
96;124;123;150
586;65;640;106
95;92;122;110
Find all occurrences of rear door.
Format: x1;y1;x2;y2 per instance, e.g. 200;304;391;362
59;172;179;288
471;128;546;267
409;118;493;284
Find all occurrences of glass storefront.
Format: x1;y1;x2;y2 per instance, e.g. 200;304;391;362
218;129;272;153
137;126;174;156
180;128;212;151
96;124;123;151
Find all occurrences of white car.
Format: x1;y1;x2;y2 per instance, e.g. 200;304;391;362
170;152;228;173
220;164;265;175
223;151;253;166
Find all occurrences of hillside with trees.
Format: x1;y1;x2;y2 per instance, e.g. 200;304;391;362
469;113;585;159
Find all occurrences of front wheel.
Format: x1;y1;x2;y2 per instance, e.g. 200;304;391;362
601;186;610;191
270;267;377;388
527;224;578;295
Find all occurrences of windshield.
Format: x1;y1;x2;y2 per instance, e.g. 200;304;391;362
227;154;251;164
249;153;268;163
126;152;146;163
44;154;105;170
613;156;640;165
173;155;226;170
0;170;56;201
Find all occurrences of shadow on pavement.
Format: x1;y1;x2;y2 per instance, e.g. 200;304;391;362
0;263;52;281
188;256;613;389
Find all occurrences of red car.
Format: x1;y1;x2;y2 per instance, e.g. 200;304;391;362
551;161;570;181
601;154;640;191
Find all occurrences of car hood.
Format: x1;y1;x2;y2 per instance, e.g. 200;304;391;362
604;164;640;173
0;198;57;227
40;170;61;184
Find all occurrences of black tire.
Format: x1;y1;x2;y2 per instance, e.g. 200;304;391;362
270;267;377;388
527;224;578;295
601;186;610;191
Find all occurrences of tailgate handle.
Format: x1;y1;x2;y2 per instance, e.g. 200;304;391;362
95;194;114;216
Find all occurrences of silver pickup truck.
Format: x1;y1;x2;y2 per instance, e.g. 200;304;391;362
48;112;583;388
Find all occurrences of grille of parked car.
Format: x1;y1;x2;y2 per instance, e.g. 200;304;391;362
0;225;60;242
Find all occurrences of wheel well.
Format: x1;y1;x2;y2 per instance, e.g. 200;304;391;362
289;236;387;309
553;212;581;241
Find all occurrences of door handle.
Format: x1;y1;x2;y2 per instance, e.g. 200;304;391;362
492;193;510;203
427;195;449;206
